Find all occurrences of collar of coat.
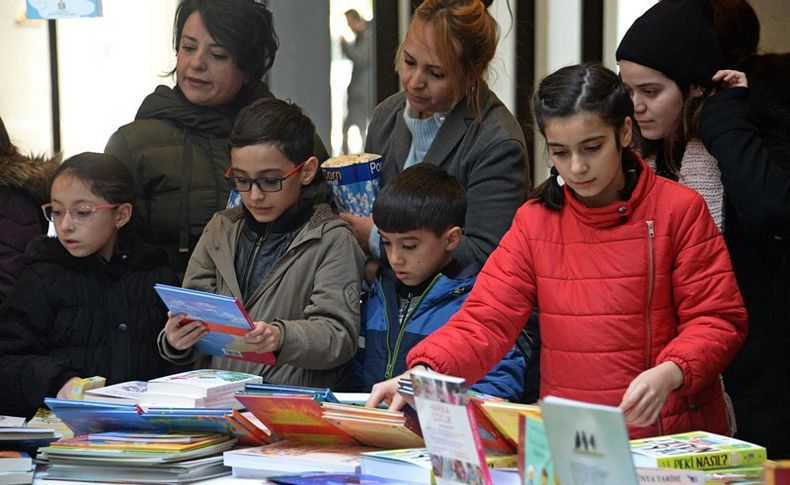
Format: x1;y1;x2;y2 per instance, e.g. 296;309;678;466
563;152;656;229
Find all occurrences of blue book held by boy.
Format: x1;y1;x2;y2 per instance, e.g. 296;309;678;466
153;284;276;365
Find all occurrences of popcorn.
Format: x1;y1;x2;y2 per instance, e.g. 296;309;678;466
321;153;382;216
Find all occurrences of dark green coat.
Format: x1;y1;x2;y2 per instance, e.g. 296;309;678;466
105;84;330;276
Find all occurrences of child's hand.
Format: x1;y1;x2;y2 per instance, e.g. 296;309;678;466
712;69;748;89
619;361;684;427
366;365;427;411
56;377;82;399
164;312;206;350
244;321;281;354
338;213;374;252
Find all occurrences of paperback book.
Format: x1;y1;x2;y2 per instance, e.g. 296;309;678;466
410;369;492;485
83;381;147;405
519;413;555;485
223;441;372;477
540;395;638;485
630;431;767;470
154;283;276;364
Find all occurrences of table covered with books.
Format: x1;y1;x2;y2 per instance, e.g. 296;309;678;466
2;368;785;485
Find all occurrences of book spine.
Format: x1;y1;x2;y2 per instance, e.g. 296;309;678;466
656;448;767;470
465;404;493;485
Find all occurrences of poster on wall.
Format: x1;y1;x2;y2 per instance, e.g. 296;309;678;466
26;0;103;19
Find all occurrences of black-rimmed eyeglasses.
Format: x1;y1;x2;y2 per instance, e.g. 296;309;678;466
225;160;307;193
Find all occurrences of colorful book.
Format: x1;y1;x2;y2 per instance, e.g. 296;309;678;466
764;460;790;484
267;472;417;484
154;283;276;365
223;441;371;477
630;431;767;471
410;369;492;485
43;397;269;445
540;395;638;485
44;432;230;453
235;393;422;449
519;413;555;485
239;382;339;403
468;396;538;453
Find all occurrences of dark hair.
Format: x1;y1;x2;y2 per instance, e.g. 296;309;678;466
344;9;362;21
0;116;18;157
373;164;466;236
52;152;137;207
711;0;760;68
529;63;638;210
172;0;279;103
406;0;500;119
230;97;316;164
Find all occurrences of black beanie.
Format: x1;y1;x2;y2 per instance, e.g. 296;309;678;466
616;0;722;89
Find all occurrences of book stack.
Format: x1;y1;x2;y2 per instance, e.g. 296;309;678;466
36;432;234;483
234;383;423;449
83;380;147;405
223;441;373;479
138;368;262;409
630;431;768;483
0;451;33;485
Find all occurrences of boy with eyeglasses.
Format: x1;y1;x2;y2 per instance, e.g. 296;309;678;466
158;98;365;388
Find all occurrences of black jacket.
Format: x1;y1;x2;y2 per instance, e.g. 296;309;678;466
699;54;790;458
0;234;188;418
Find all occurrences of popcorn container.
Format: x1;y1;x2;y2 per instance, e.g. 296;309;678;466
321;153;382;216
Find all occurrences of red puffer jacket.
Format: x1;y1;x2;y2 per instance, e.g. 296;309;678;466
408;155;748;438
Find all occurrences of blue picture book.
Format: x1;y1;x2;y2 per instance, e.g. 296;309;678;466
154;284;275;365
239;383;340;403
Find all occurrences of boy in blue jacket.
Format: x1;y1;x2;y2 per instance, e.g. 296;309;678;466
350;164;525;401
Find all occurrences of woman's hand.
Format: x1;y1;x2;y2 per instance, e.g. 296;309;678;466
244;321;281;354
56;377;82;399
339;213;374;253
619;361;684;427
164;312;207;350
366;365;427;411
712;69;748;89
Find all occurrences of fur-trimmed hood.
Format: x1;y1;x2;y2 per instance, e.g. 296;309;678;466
0;152;61;204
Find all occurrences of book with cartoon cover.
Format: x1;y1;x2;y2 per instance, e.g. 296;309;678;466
630;431;767;470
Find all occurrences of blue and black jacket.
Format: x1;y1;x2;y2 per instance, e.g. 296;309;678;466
350;264;526;402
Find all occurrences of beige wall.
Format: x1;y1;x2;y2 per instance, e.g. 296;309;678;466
749;0;790;54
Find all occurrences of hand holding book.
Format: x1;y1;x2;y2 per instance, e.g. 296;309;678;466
366;365;428;411
243;321;282;354
164;312;208;350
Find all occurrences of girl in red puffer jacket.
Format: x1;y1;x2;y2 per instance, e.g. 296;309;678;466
368;63;748;439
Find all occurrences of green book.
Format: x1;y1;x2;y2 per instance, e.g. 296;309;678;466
630;431;766;471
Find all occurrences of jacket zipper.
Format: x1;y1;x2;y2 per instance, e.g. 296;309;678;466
242;232;268;299
383;275;440;379
645;219;661;435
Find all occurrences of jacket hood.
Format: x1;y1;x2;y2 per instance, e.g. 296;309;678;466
25;232;170;275
0;152;61;203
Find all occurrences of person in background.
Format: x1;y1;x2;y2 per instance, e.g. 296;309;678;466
340;9;374;154
617;0;790;457
158;98;364;389
0;153;186;418
0;115;60;302
342;0;529;270
367;64;747;440
710;0;790;458
105;0;330;277
347;164;525;402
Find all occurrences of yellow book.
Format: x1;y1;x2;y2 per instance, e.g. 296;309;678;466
478;401;540;445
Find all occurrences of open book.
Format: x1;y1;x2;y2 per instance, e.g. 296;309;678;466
154;284;275;365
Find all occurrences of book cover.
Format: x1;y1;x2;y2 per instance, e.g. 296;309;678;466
223;441;371;476
630;431;767;470
235;394;356;446
475;400;540;448
154;283;276;365
519;413;555;485
467;396;521;454
36;455;229;484
267;472;418;484
145;368;262;399
240;382;339;403
83;381;147;405
540;395;638;485
410;369;492;485
46;432;230;453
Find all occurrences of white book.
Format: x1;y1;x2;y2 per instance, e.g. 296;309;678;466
223;441;369;476
540;395;639;485
83;381;147;404
145;369;262;399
